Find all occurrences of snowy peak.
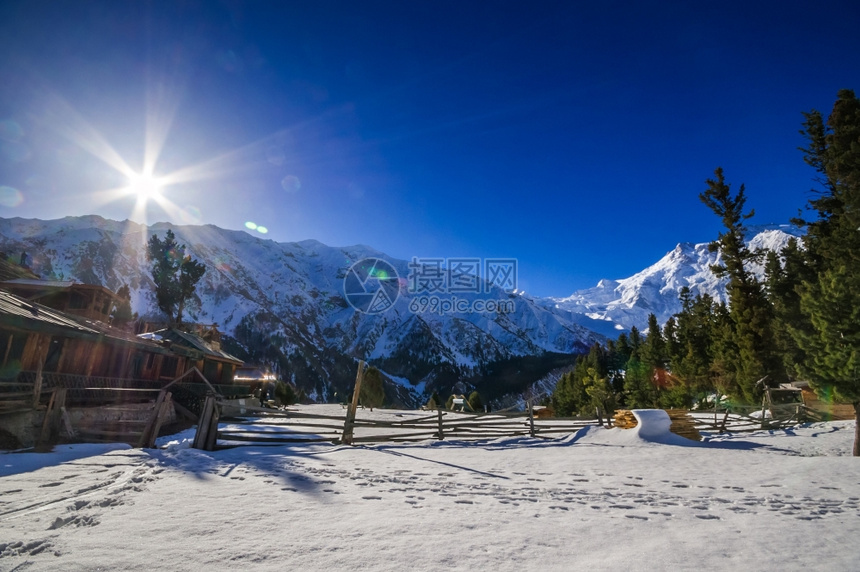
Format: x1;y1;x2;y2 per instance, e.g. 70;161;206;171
546;225;802;331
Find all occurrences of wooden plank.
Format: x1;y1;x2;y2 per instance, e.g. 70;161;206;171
528;401;536;437
137;391;167;448
216;433;337;444
192;395;215;449
340;361;365;445
436;408;444;440
37;388;59;446
224;421;349;432
32;335;49;408
146;393;173;448
61;406;75;438
204;398;220;451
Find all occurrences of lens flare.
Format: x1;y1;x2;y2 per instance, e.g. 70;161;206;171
245;221;258;230
0;186;24;207
281;174;301;193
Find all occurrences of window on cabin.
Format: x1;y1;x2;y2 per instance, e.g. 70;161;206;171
220;364;234;384
68;291;88;309
130;354;143;379
203;360;218;385
43;337;65;373
161;356;177;378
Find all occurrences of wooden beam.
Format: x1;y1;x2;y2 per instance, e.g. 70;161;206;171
192;395;215;450
138;390;168;448
31;335;49;408
2;333;12;367
143;392;173;448
340;360;365;445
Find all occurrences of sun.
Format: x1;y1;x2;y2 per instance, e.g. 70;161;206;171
127;171;163;200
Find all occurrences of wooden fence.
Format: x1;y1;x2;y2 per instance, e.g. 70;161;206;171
193;362;598;451
194;400;599;451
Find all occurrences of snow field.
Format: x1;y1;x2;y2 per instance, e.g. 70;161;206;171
0;407;858;571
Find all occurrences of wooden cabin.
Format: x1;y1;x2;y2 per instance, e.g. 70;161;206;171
0;289;178;383
0;279;121;323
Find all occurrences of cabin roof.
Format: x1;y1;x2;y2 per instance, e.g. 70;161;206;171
0;279;120;299
138;328;243;365
0;289;102;337
0;289;172;356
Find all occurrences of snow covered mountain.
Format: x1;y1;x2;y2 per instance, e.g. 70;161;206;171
0;216;603;405
545;224;804;332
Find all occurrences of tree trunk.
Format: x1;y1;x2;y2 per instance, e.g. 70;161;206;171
854;402;860;457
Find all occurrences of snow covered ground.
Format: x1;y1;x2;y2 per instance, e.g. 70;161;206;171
1;407;858;571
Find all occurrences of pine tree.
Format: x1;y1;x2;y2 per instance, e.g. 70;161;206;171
663;316;681;371
146;229;206;325
764;239;810;377
111;284;135;328
360;366;385;410
793;89;860;455
700;168;784;402
552;367;588;417
642;313;667;381
467;391;483;412
274;380;297;406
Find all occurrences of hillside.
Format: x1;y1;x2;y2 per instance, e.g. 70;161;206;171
0;216;603;405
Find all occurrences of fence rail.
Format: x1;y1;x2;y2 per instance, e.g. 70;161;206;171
197;399;599;450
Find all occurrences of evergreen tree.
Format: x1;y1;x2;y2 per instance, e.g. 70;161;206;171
673;290;718;396
360;366;385;410
146;230;206;325
467;390;483;412
642;313;668;384
427;391;442;410
111;284;135;328
274;380;297;406
584;367;616;421
700;168;784;402
793;89;860;455
764;239;810;377
552;368;588;417
663;316;681;372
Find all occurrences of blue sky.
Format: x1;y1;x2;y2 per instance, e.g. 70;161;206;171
1;1;858;297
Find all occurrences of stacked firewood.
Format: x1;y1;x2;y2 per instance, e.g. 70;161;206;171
613;409;638;429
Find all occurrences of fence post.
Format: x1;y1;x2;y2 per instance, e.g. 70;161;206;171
436;407;444;440
341;361;365;445
193;394;216;450
204;396;220;451
528;400;535;437
138;390;168;448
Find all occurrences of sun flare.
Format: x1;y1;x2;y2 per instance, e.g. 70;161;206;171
127;172;163;200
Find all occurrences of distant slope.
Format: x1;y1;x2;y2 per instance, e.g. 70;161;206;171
0;216;603;405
